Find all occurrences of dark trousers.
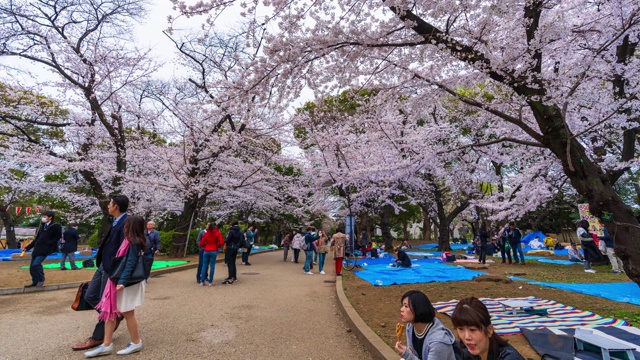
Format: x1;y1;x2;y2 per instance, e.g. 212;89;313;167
500;240;512;263
283;246;289;261
509;240;520;263
85;266;109;341
225;247;238;280
29;255;47;284
241;244;253;263
479;243;487;264
293;249;300;263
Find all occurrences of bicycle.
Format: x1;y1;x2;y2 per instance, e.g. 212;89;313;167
342;246;361;271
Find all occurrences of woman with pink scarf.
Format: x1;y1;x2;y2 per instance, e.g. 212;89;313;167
85;216;148;358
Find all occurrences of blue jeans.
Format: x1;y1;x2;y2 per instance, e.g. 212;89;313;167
30;255;47;284
241;244;253;263
304;250;313;272
510;241;525;263
200;251;217;283
318;253;326;272
197;248;208;282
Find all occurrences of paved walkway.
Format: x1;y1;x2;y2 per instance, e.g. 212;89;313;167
0;251;373;359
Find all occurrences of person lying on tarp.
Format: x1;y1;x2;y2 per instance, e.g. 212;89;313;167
393;247;412;268
528;237;545;250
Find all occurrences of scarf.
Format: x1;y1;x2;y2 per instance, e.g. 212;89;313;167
96;238;130;322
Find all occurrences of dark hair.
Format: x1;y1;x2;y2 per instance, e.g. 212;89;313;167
336;227;345;233
579;220;590;230
508;221;515;226
231;220;239;226
43;211;55;220
207;223;215;231
401;290;436;324
451;297;507;358
124;216;148;251
111;195;129;213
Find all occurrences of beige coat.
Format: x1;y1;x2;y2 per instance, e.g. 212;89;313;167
330;232;347;259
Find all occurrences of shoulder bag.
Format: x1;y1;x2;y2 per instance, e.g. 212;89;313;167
109;250;152;286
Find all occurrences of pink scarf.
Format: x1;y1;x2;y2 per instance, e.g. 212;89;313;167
96;238;130;322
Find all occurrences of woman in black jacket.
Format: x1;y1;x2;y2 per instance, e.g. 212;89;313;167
60;224;80;270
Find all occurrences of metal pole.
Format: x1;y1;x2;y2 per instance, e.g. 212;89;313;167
183;211;196;258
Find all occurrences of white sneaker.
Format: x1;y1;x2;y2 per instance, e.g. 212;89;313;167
85;344;113;358
242;262;246;265
117;341;142;355
320;271;326;275
584;269;596;273
305;271;313;275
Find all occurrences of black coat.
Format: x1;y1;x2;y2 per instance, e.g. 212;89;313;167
225;225;244;249
26;222;62;257
96;214;128;273
61;228;79;253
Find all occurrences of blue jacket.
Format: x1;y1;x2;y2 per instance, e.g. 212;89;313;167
505;227;522;243
97;213;128;273
145;229;161;254
304;232;319;250
599;228;614;248
245;230;256;245
118;243;141;286
61;227;79;253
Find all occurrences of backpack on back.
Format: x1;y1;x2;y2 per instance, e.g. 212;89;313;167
300;237;308;250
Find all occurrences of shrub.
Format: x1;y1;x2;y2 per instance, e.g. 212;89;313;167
87;232;99;248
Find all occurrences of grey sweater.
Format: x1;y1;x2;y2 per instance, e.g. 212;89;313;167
401;318;455;360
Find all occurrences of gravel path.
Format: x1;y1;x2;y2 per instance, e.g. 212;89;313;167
0;250;372;359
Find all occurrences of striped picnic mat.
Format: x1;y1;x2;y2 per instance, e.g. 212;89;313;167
433;296;629;335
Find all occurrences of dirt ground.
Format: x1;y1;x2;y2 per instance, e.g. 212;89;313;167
343;251;640;360
0;253;207;289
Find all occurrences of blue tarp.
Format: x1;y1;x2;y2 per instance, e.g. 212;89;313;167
415;243;468;250
535;258;582;266
519;280;640;306
354;259;484;286
522;231;546;247
0;248;97;261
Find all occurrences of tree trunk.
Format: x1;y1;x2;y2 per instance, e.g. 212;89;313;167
171;195;201;257
402;218;409;241
438;220;451;251
433;218;439;244
422;212;431;242
380;204;394;250
531;101;640;285
0;209;17;248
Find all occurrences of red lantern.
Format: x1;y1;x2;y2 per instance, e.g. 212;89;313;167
35;206;41;214
15;207;21;214
26;207;32;214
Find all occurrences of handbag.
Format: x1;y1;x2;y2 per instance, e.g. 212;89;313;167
109;250;152;286
71;281;93;311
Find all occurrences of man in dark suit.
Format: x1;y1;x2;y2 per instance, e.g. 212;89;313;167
72;195;129;351
24;210;62;287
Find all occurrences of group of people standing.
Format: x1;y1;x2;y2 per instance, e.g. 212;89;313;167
281;227;348;276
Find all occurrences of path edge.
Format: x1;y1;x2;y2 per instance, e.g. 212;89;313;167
0;249;279;296
335;276;396;360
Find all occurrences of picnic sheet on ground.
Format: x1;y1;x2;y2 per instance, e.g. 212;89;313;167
524;281;640;306
523;325;640;360
20;260;189;270
0;248;97;261
433;296;629;336
354;260;483;286
415;243;468;250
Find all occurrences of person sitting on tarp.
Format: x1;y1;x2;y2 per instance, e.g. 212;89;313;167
543;236;556;250
567;242;585;262
393;247;412;268
486;239;500;256
400;239;412;249
370;241;379;258
460;235;468;244
528;236;544;250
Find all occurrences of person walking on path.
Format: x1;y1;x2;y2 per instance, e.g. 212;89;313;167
291;231;303;263
282;231;293;262
85;216;148;358
143;220;160;259
242;225;257;266
72;195;129;351
199;223;224;286
223;221;244;285
303;227;319;275
60;223;79;270
195;223;210;284
24;210;62;287
505;222;524;265
598;226;624;274
315;231;329;274
330;228;347;276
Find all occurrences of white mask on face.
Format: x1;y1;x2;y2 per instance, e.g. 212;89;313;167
41;217;48;223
